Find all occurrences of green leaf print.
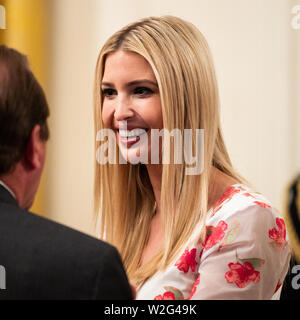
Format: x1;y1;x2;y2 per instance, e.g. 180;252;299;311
239;258;265;269
219;219;240;248
163;286;184;300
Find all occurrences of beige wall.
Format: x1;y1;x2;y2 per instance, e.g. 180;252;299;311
291;0;300;179
46;0;300;235
47;0;99;234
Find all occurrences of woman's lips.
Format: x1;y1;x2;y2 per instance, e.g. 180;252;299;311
117;129;149;147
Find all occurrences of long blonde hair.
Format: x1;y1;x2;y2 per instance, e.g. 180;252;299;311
93;15;246;286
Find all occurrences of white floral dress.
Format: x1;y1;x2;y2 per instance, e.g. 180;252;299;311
136;184;291;300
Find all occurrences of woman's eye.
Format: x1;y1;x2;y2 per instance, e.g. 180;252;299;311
134;87;153;96
102;88;116;98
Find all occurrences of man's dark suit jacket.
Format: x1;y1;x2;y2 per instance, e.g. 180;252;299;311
0;185;132;299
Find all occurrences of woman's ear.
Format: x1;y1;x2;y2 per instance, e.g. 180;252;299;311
24;125;46;170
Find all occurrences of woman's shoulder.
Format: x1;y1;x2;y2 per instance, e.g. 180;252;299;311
193;183;289;254
188;184;280;244
187;183;285;250
207;183;277;222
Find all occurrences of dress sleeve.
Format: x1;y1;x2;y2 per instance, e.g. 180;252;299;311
189;204;291;300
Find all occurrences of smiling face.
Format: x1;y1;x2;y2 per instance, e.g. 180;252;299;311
101;50;163;164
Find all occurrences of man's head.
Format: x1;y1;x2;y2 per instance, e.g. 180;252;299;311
0;45;50;209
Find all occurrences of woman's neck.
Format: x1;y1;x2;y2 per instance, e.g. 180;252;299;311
207;167;239;210
145;164;239;218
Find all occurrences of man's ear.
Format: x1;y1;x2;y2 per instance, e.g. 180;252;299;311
24;125;46;170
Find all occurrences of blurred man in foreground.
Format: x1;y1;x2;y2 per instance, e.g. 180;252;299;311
0;45;132;299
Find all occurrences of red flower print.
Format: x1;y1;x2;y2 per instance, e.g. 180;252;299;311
269;217;287;250
214;186;240;208
199;248;204;260
274;280;282;294
155;287;184;300
187;274;200;300
211;186;240;217
243;192;256;199
154;291;175;300
225;262;260;288
175;248;197;273
204;220;228;249
254;201;271;209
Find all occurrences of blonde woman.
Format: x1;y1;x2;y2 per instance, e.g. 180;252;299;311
93;15;291;300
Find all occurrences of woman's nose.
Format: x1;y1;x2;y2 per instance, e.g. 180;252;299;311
114;96;134;121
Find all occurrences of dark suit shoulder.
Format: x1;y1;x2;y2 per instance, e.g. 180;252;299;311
0;202;132;299
0;201;110;251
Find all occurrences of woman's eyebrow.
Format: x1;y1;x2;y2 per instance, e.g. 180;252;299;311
101;79;158;88
127;80;158;87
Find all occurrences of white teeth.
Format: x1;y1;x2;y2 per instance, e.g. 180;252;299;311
119;129;147;138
